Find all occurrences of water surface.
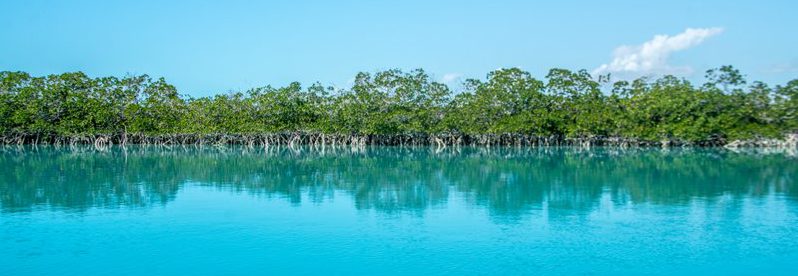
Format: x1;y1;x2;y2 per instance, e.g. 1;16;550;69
1;146;797;275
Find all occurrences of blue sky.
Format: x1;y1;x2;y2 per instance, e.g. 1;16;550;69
1;0;796;97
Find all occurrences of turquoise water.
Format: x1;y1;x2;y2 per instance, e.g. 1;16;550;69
1;146;797;275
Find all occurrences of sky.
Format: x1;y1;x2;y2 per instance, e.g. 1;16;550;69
1;0;797;97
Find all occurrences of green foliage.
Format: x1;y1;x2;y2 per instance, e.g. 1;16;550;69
0;66;795;142
775;80;798;130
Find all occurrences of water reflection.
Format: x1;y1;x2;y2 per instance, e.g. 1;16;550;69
1;146;796;219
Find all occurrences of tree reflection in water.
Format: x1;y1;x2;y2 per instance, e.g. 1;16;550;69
1;146;795;221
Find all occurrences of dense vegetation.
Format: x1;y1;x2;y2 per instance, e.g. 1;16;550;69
0;66;796;146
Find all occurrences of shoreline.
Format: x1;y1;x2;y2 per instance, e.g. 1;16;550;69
2;132;796;148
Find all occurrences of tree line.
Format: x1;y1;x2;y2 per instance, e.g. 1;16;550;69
0;66;796;146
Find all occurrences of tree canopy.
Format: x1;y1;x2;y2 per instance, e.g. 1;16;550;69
0;66;795;144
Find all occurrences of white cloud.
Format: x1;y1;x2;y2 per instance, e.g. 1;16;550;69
593;27;724;78
440;73;462;83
